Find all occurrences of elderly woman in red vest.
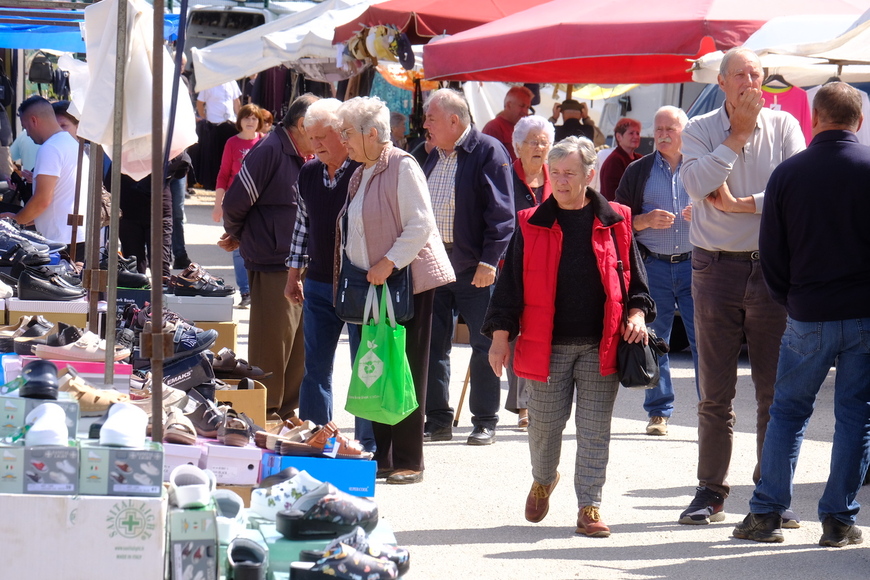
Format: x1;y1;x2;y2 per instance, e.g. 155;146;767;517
483;136;655;536
337;96;455;485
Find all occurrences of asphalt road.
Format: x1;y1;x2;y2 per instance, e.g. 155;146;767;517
181;196;870;580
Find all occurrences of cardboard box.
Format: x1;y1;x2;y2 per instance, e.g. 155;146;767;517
260;453;376;497
168;502;218;580
0;441;79;494
215;483;253;508
194;320;237;353
0;395;79;438
216;379;266;429
0;492;167;579
164;442;203;482
165;294;233;322
198;441;262;485
79;440;163;497
7;297;88;329
115;288;152;319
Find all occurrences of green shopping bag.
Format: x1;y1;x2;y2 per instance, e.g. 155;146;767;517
345;281;418;425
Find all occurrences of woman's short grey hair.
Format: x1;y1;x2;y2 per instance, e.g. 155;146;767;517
424;88;471;126
337;96;391;144
512;115;555;156
548;136;597;177
303;98;342;131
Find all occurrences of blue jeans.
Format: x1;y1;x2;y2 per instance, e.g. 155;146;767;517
233;249;250;295
749;317;870;525
642;255;699;417
296;278;372;450
169;177;187;257
425;265;500;430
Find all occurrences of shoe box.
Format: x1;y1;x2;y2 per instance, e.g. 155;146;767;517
252;517;397;575
216;483;253;507
0;441;79;494
165;294;233;323
168;501;219;580
7;297;89;330
114;288;152;320
0;394;79;439
260;453;376;498
193;320;237;353
0;491;168;580
197;440;263;486
216;378;267;428
16;355;134;390
163;442;203;482
78;440;164;497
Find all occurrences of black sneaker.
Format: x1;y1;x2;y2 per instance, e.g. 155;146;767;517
819;516;863;547
679;486;725;525
733;512;784;542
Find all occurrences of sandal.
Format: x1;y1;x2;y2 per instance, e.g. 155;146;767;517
290;543;398;580
518;409;529;431
59;368;129;416
218;408;251;447
298;526;410;576
276;482;378;540
164;408;197;445
277;422;373;460
212;347;272;380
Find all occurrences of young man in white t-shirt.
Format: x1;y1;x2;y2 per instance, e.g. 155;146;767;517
195;81;242;190
1;95;86;252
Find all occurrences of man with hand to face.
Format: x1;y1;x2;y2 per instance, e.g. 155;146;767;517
676;47;805;527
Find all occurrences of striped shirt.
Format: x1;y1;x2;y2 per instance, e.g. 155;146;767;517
635;152;692;255
428;125;470;244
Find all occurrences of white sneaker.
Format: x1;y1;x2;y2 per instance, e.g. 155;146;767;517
249;470;322;520
213;489;247;544
56;459;76;474
24;403;69;446
99;403;148;448
168;464;216;508
140;462;160;477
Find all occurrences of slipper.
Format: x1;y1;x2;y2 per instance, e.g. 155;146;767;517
168;464;216;509
59;368;129;416
213;489;248;544
298;526;410;576
227;537;268;580
250;470;322;521
164;408;197;445
20;358;58;400
289;544;397;580
276;482;378;540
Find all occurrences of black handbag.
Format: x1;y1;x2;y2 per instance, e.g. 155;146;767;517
610;229;669;389
334;213;413;325
28;52;54;85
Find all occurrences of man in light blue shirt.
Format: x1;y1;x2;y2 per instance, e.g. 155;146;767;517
615;106;697;437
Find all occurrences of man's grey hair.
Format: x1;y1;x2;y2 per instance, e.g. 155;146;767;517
654;106;689;129
719;47;761;77
424;88;471;126
512;115;555;157
303;98;342;131
548;136;597;178
337;96;391;144
390;111;407;128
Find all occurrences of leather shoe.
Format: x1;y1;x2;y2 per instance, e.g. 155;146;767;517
423;423;452;442
467;426;496;445
386;469;423;485
525;472;560;523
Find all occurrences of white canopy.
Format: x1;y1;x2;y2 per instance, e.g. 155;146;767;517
691;14;870;86
191;0;383;91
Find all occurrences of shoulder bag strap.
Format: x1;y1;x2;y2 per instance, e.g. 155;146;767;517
610;228;630;326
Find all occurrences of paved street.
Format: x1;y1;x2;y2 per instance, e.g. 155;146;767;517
182;196;870;579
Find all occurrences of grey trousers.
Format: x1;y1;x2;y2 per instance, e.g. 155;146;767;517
527;343;619;507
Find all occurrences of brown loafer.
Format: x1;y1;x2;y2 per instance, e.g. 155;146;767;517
386;470;423;485
525;472;560;523
576;505;611;537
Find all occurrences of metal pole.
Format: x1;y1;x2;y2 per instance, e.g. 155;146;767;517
150;0;166;443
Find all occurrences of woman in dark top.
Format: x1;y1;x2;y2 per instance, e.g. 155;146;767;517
504;115;554;429
483;136;654;538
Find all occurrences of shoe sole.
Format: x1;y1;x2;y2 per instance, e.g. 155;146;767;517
467;436;495;446
646;428;667;436
733;529;784;542
575;527;611;538
423;433;452;442
679;511;726;525
819;536;863;547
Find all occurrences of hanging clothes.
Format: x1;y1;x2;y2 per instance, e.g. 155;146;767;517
761;85;812;145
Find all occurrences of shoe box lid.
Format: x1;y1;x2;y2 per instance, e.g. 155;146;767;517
197;441;263;486
78;440;164;497
0;440;79;495
216;379;266;429
260;452;376;498
0;491;167;580
7;297;89;314
165;294;233;323
0;394;79;439
163;442;203;482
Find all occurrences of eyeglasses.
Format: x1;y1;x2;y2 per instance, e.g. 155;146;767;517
340;127;357;140
522;140;550;148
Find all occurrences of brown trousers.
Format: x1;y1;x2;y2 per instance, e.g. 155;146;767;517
248;269;304;420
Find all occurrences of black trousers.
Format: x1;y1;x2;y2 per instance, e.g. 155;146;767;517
118;185;173;278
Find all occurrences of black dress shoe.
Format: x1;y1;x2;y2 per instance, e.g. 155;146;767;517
20;359;58;399
18;268;85;301
423;423;453;442
467;426;496;446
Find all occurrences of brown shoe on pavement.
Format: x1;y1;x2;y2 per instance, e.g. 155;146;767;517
525;472;560;523
576;505;611;537
646;416;668;436
386;469;423;484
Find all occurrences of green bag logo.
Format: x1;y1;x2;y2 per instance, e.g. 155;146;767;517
357;341;384;387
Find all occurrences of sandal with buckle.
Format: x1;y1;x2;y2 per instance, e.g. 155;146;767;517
172;263;235;297
212;347;272;380
59;367;130;416
164;407;198;445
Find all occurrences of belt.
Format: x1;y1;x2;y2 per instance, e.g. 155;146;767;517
648;251;692;263
442;242;453;252
696;247;760;261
